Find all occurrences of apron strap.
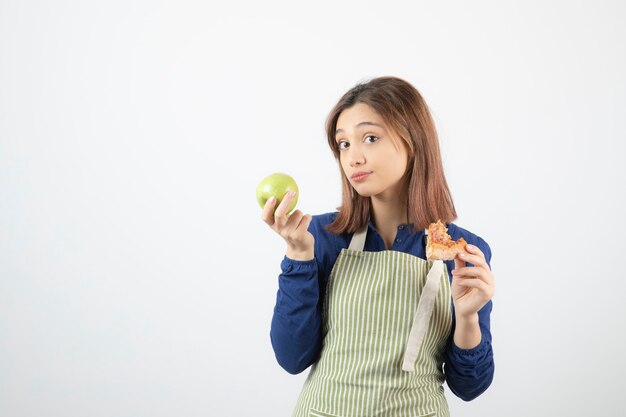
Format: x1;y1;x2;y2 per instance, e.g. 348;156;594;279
402;259;445;372
348;225;368;252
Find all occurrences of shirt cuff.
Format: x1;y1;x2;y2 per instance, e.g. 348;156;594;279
449;335;491;363
281;255;317;272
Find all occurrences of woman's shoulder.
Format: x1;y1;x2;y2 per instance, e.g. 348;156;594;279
309;211;342;242
311;211;340;228
308;211;346;275
447;222;492;262
309;211;352;247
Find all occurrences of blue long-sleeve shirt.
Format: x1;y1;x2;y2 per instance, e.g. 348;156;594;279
270;211;494;401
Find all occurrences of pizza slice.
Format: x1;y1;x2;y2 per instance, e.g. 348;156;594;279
426;220;467;261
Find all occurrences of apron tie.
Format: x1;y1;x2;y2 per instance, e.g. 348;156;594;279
402;260;444;372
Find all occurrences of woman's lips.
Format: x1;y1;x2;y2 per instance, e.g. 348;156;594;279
351;172;371;182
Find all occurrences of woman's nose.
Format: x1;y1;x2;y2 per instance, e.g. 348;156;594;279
348;148;365;167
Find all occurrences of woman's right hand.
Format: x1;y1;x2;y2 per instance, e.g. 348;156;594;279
261;191;315;261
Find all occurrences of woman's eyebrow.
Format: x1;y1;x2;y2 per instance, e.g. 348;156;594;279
335;121;383;136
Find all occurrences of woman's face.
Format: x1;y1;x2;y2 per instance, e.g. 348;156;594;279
335;102;409;200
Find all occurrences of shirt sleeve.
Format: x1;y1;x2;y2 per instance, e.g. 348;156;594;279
270;256;322;374
269;215;333;375
443;236;495;401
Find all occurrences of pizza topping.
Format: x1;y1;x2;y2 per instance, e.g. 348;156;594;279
428;220;451;244
428;220;465;248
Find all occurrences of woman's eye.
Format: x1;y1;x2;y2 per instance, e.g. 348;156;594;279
364;135;378;143
337;141;349;150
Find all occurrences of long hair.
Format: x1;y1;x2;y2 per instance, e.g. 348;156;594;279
325;76;457;235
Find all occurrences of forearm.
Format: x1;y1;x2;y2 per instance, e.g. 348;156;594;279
453;312;481;349
271;307;321;374
270;256;321;374
444;301;494;401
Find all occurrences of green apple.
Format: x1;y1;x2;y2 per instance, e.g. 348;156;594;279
256;172;299;214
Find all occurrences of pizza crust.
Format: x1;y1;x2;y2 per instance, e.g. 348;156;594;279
426;238;467;260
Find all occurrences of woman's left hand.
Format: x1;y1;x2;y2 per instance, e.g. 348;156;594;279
451;244;495;318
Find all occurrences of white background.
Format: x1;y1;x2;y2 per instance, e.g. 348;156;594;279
1;0;625;416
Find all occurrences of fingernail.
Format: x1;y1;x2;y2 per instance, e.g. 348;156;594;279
466;244;474;250
459;253;466;258
268;197;275;204
289;191;296;197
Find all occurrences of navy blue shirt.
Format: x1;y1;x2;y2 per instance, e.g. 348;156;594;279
270;211;494;401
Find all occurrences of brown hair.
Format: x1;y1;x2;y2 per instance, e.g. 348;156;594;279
325;76;457;235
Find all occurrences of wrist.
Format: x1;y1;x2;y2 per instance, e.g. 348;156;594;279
453;312;481;349
286;246;314;261
455;311;479;326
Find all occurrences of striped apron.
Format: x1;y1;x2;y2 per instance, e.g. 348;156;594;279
293;225;453;417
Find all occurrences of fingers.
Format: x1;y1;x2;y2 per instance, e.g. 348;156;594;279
280;210;312;243
273;191;298;226
456;244;489;269
453;277;495;299
452;266;493;284
282;210;309;234
451;244;496;311
261;191;297;227
261;191;311;240
283;210;305;234
261;197;278;226
454;256;466;272
452;266;482;277
297;213;313;234
453;277;489;292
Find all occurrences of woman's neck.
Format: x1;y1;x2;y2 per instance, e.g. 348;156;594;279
370;195;408;233
370;196;408;250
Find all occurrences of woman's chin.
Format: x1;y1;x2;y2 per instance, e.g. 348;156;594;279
352;186;377;198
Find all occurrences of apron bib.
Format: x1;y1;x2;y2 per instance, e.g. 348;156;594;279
293;225;453;417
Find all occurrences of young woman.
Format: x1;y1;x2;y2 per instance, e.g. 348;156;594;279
262;76;495;417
